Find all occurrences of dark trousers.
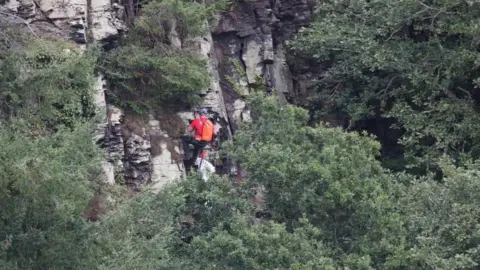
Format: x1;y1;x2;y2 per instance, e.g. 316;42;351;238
181;135;208;162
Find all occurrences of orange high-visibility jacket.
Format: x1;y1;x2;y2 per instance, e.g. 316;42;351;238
190;117;214;142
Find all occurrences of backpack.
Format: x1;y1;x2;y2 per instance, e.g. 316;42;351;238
201;119;214;142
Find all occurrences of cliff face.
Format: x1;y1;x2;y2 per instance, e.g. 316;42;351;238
0;0;315;190
1;0;125;44
213;0;315;130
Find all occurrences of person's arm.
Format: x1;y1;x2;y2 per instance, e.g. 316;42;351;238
187;119;196;133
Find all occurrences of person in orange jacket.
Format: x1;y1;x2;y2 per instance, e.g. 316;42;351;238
181;108;216;162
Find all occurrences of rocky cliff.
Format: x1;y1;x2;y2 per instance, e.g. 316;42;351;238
0;0;315;190
213;0;315;131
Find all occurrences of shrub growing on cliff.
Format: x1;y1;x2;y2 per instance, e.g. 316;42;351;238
103;45;209;112
102;0;229;113
129;0;229;44
0;35;98;132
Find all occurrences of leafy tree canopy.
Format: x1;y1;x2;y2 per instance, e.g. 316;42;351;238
288;0;480;172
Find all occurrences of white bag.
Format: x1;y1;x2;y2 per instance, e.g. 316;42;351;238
195;157;216;182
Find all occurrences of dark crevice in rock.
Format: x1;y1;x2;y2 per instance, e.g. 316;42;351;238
238;39;247;71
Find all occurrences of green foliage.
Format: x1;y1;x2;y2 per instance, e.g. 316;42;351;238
0;31;103;269
224;93;405;266
226;58;248;96
78;174;254;269
187;217;336;270
88;174;337;270
220;92;480;268
129;0;230;44
387;160;480;269
0;122;103;269
84;189;182;269
102;0;230;113
288;0;480;171
0;36;98;131
3;85;480;269
103;45;209;112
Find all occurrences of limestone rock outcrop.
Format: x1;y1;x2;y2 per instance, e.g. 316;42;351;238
1;0;125;45
212;0;314;131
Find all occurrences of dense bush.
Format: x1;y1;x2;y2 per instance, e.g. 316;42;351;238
102;0;229;113
103;45;209;112
0;35;98;132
